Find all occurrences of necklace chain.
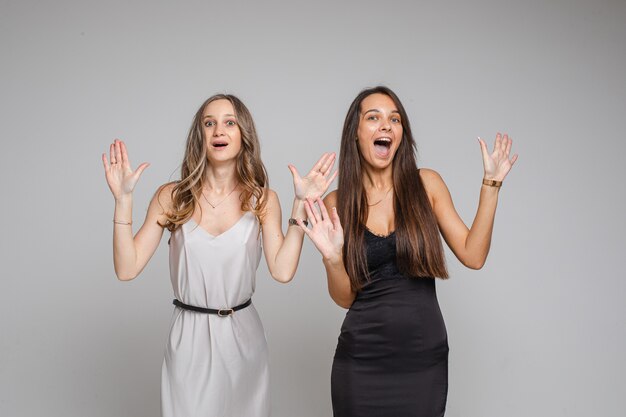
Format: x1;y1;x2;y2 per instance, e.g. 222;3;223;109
367;186;393;206
202;185;239;209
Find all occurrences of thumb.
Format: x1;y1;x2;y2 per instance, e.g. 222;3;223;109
287;164;301;180
134;162;150;180
477;137;489;159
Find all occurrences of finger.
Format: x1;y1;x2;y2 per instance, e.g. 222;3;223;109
304;199;318;226
309;198;324;222
320;152;336;176
102;153;110;171
325;152;336;169
510;154;519;166
310;198;324;222
325;170;338;188
110;142;116;163
330;206;342;231
311;152;330;173
505;137;512;156
121;141;130;166
494;133;503;154
287;164;301;180
114;140;123;165
305;199;322;225
317;197;331;223
295;218;311;236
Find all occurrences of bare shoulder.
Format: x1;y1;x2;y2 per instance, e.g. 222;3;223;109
418;168;449;205
419;167;444;183
259;188;280;224
262;188;280;209
323;190;338;207
419;168;447;190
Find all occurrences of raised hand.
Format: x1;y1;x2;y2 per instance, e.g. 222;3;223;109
297;198;344;263
478;133;518;182
288;153;338;201
102;139;150;200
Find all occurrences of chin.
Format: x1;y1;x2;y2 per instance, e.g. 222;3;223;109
366;159;393;170
207;154;238;164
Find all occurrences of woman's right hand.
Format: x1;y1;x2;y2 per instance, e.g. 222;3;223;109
101;139;150;200
298;197;344;264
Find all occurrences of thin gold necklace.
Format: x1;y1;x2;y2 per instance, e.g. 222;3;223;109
367;186;393;206
202;185;239;209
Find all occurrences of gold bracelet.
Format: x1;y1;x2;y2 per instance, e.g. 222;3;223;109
113;219;132;225
482;179;502;188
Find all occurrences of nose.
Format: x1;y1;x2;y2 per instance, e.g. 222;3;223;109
213;124;225;137
380;120;391;132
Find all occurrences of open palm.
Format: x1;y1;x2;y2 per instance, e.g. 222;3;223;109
101;139;150;200
479;133;518;182
298;198;344;262
288;152;338;201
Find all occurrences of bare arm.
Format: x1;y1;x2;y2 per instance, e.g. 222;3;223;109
111;186;171;280
298;193;356;308
261;153;337;283
102;139;170;280
260;191;306;283
421;133;518;269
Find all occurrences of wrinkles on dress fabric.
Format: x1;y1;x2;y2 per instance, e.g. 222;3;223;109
162;213;269;417
336;277;448;372
331;229;448;417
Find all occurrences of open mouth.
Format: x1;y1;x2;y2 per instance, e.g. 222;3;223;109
212;141;228;148
373;137;392;157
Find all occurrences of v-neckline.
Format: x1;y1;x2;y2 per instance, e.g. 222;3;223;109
189;212;251;239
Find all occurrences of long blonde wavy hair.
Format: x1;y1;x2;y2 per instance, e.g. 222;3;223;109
161;94;268;232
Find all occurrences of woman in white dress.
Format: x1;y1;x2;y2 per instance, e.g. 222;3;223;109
101;94;337;417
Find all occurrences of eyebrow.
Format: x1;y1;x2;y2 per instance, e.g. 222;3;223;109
362;109;400;115
203;114;236;118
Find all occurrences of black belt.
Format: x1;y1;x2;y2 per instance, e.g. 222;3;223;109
172;298;252;317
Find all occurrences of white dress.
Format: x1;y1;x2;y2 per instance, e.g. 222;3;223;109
161;212;270;417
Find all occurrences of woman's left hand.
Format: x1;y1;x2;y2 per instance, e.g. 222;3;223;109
479;133;518;181
288;152;338;201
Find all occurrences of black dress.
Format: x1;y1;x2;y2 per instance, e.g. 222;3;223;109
331;229;448;417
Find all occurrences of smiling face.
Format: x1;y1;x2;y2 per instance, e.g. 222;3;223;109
356;93;403;170
202;99;242;164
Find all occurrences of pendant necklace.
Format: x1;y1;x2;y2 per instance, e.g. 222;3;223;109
202;184;239;209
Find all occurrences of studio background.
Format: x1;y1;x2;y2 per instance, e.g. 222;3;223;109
1;0;624;416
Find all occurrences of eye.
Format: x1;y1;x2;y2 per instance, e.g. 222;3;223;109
367;115;378;121
204;120;215;127
391;117;401;123
226;120;237;126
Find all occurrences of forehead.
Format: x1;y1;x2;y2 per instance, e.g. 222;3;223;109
203;99;235;116
360;93;397;112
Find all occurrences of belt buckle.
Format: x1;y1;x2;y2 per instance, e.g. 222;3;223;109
217;308;234;317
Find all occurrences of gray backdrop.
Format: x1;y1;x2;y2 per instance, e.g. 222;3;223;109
1;0;625;416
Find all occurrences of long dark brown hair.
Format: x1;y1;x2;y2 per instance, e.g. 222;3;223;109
337;86;448;290
161;94;268;231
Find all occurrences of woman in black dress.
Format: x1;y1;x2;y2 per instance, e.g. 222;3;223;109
296;86;517;416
